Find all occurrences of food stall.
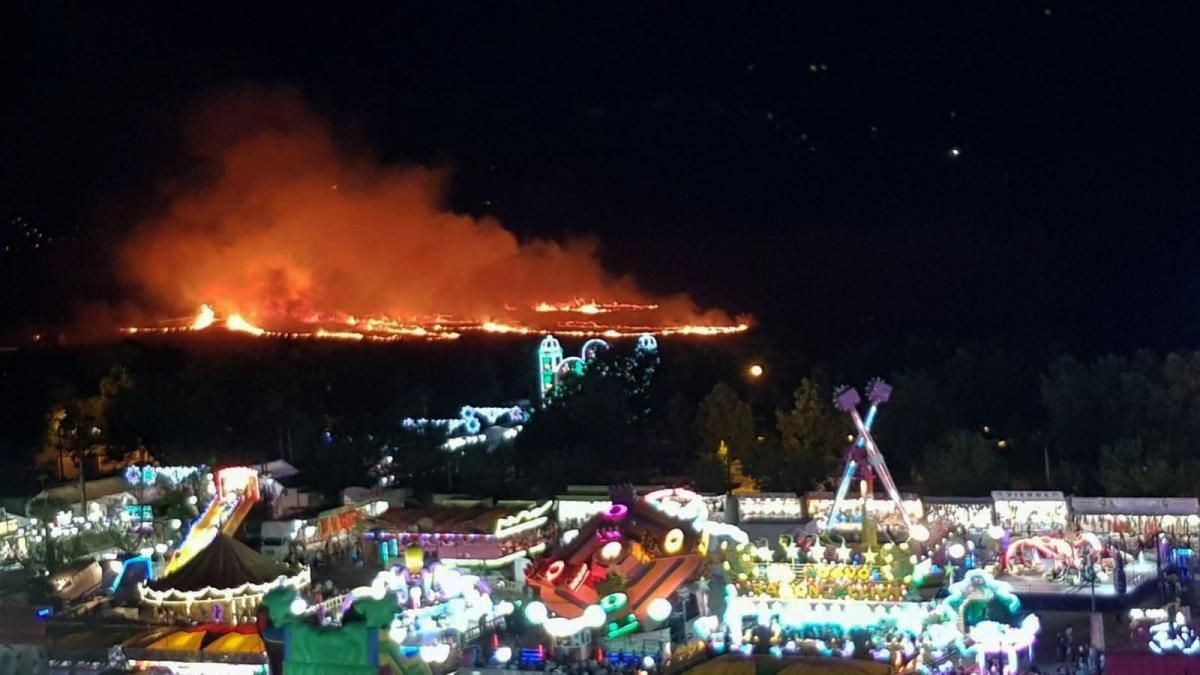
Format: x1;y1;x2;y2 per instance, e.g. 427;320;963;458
992;490;1068;534
1070;496;1199;541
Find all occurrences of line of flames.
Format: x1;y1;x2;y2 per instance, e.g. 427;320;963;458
119;304;748;342
531;298;661;315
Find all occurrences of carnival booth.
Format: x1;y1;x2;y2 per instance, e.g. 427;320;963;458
737;493;804;523
804;491;923;529
1071;496;1200;541
140;533;309;625
992;491;1068;535
365;501;553;570
924;496;995;531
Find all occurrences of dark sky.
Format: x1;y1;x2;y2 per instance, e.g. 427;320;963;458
6;4;1200;354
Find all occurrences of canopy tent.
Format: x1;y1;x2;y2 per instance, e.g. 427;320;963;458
150;533;295;593
122;624;269;673
141;533;308;624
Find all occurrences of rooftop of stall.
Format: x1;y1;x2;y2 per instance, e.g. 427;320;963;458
364;499;552;569
991;490;1068;534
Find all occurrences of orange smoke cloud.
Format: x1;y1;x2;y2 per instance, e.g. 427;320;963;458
118;88;743;337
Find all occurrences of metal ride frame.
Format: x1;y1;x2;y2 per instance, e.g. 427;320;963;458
827;379;913;530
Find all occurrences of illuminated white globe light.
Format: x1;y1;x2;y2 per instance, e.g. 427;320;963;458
154;543;168;554
908;525;930;542
494;647;512;664
420;644;451;663
562;529;579;545
643;655;657;670
290;596;308;615
524;601;548;625
388;620;408;644
647;597;673;622
987;525;1005;540
948;543;966;560
583;604;607;628
600;540;623;561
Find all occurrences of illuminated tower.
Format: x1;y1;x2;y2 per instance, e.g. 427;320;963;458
537;335;563;404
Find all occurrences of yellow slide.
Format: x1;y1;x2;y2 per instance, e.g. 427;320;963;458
221;493;255;536
165;495;235;575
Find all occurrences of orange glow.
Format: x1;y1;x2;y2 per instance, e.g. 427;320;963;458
226;314;265;336
532;298;660;315
123;305;747;341
190;304;216;330
113;90;749;343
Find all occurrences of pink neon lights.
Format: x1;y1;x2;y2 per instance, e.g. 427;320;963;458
604;504;629;521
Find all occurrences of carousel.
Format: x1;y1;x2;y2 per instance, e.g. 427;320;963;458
139;533;309;625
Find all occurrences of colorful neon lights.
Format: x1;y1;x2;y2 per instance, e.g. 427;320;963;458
599;593;628;614
663;528;684;555
544;560;565;583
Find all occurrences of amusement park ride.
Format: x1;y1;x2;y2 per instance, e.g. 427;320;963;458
163;467;261;576
826;379;915;538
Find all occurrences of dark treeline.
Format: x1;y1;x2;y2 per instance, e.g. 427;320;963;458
1;333;1199;501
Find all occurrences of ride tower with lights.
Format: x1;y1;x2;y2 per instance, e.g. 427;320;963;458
537;334;657;405
537;335;564;405
826;379;914;544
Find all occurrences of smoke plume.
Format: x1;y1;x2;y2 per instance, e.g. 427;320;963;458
118;87;739;333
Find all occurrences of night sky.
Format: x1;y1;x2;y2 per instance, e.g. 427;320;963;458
6;4;1200;354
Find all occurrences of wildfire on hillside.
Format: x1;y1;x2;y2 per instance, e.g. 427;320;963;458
114;88;748;343
121;304;748;342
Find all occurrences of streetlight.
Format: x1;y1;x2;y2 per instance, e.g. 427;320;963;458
748;364;764;378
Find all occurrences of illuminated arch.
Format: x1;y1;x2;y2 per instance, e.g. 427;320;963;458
581;339;611;360
559;357;586;377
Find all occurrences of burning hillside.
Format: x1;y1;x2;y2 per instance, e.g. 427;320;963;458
117;88;747;342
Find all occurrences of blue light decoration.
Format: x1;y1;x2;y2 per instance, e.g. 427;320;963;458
124;504;153;522
110;555;154;593
636;334;658;353
123;465;203;487
519;647;546;668
35;607;52;620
